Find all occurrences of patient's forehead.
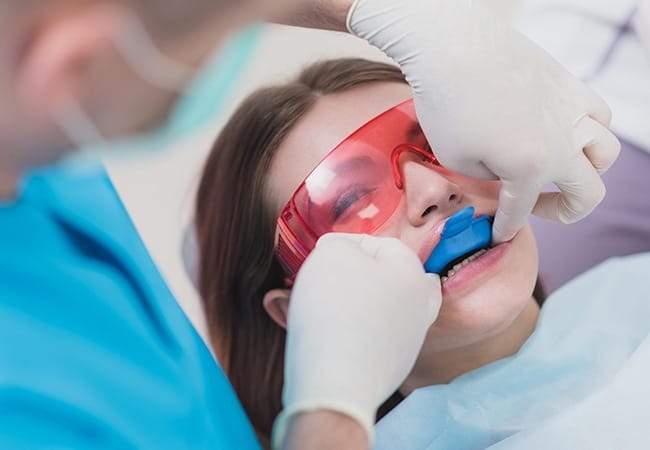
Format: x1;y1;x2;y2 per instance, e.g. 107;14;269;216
267;81;411;214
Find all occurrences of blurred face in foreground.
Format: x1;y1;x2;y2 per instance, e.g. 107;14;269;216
0;0;256;195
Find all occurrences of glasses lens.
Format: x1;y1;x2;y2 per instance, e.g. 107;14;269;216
294;144;400;235
277;99;437;278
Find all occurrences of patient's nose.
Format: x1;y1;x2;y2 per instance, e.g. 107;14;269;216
401;157;463;226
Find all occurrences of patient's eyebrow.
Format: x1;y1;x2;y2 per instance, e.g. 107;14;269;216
332;155;377;174
406;121;426;142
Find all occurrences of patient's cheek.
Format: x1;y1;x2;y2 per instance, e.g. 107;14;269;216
468;180;501;200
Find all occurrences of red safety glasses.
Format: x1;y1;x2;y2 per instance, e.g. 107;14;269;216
276;99;439;280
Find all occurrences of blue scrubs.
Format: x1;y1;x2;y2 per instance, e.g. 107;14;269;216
0;161;261;450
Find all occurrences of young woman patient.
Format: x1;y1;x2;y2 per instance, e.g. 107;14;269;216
192;59;650;449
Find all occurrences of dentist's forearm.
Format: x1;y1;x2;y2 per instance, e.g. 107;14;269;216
269;0;355;32
282;410;369;450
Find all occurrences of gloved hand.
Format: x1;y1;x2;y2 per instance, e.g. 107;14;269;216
272;233;441;448
347;0;621;243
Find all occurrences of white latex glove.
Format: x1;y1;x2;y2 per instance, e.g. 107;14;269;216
272;233;441;448
348;0;621;243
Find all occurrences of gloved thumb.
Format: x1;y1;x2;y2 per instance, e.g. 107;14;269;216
424;273;442;325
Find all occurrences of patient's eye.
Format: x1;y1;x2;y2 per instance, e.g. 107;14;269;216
332;185;377;221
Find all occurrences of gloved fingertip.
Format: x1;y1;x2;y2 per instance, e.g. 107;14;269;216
491;223;513;245
316;232;362;249
345;0;364;34
491;232;509;246
492;209;522;244
425;272;441;287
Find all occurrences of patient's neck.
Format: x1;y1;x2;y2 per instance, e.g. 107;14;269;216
0;165;19;199
400;298;539;394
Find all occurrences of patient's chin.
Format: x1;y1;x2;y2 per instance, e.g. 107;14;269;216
422;226;538;352
424;296;531;352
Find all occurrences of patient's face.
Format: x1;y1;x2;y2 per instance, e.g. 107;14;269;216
267;82;538;355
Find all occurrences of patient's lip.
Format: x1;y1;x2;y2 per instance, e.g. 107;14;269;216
417;217;451;263
417;208;490;264
441;240;510;297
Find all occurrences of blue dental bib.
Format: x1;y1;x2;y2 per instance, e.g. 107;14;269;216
424;206;493;274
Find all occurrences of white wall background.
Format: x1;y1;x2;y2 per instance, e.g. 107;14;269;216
105;0;518;341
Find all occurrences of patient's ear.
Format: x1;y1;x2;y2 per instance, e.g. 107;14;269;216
263;289;291;329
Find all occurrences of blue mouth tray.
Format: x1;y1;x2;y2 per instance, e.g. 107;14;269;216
424;206;493;274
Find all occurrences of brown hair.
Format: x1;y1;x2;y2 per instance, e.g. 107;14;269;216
195;58;406;447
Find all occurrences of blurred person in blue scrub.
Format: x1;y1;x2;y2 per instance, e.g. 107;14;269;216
0;4;264;449
0;1;621;450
